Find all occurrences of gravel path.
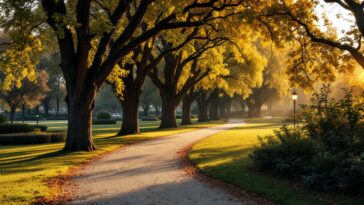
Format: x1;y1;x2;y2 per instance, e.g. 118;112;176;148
70;119;255;205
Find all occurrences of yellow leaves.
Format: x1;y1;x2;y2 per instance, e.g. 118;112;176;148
0;36;42;91
106;64;129;98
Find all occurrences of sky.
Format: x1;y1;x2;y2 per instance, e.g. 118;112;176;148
315;1;355;37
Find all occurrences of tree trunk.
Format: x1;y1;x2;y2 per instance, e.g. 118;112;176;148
209;101;220;120
160;90;178;128
196;92;209;122
208;92;220;121
181;92;195;125
64;88;96;151
118;92;140;135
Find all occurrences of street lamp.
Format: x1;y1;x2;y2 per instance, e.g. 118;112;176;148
292;90;298;129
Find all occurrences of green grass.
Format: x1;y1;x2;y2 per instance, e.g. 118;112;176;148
188;117;364;205
0;119;224;205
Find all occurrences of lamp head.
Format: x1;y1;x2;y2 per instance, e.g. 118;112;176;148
292;90;298;101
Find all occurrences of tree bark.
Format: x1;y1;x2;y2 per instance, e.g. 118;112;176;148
160;91;178;128
209;101;220;120
64;86;96;151
196;92;209;122
118;91;140;136
208;91;220;120
181;92;195;125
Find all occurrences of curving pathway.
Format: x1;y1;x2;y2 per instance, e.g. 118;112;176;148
70;119;256;205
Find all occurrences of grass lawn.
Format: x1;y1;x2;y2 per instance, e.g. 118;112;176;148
0;119;224;205
188;117;364;205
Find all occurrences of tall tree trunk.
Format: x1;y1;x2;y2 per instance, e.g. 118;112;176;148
64;87;96;151
209;101;220;120
118;92;140;135
160;90;178;128
181;92;195;125
114;62;146;136
208;91;220;120
196;92;209;122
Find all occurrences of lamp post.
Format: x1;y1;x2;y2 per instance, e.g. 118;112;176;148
292;90;298;129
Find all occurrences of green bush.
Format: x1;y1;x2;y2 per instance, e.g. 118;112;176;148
251;86;364;193
140;116;159;121
97;110;112;120
0;115;8;124
0;132;66;145
251;126;317;177
0;124;47;134
92;119;116;125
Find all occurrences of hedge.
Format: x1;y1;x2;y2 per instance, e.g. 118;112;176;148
92;119;117;125
140;116;159;121
0;132;66;145
97;110;112;120
0;115;8;124
0;124;47;134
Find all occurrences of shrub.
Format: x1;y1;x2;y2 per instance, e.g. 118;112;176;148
97;110;112;120
0;115;8;124
0;124;48;134
251;126;317;177
0;132;66;145
251;86;364;193
140;116;159;121
92;119;116;125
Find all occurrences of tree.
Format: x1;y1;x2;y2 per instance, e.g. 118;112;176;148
0;71;49;123
181;88;199;125
149;37;228;128
0;0;246;150
245;44;290;117
255;0;357;84
38;53;66;116
109;26;200;135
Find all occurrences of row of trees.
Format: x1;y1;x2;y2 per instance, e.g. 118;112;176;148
0;0;363;151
